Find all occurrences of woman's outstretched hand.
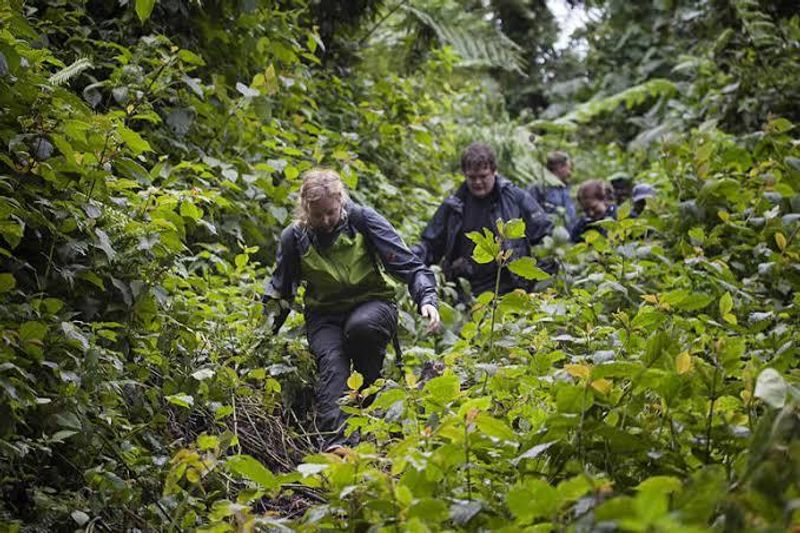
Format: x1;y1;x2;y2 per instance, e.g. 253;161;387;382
420;304;441;333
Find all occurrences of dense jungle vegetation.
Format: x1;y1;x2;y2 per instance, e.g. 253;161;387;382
1;0;799;530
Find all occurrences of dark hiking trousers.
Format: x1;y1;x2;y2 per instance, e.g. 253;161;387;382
305;299;398;448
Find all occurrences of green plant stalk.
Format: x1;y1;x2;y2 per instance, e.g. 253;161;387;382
705;364;720;463
487;257;503;353
464;417;472;500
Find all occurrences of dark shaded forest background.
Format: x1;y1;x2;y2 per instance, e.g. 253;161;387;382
1;0;799;529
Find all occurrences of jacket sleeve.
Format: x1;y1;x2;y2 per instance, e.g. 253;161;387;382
263;225;300;333
520;189;553;245
361;207;438;311
411;202;449;266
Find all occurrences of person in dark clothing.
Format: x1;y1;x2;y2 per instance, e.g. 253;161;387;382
413;143;552;297
264;169;440;454
630;183;656;218
609;172;634;205
571;179;618;242
529;150;578;232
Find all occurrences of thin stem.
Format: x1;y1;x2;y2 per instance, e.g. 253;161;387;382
464;418;472;500
705;365;719;463
487;259;503;353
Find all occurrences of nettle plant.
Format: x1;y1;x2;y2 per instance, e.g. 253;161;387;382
465;218;551;351
250;122;800;530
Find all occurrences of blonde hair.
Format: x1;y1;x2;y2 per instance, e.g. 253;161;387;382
294;168;350;227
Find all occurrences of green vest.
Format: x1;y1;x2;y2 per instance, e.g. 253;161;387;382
300;231;396;313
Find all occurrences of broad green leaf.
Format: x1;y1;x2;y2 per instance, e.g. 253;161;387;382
675;352;692;374
466;228;499;264
775;232;787;251
673;292;714;312
673;466;727;523
475;413;516;442
0;273;15;292
423;374;460;404
507;478;558;523
590;378;612;395
115;157;150;183
180;201;203;221
508;257;550;281
0;219;24;249
20;321;47;343
135;0;156;22
557;475;592;503
197;434;219;450
555;383;592;413
347;371;364;390
636;476;682;496
564;364;590;380
754;368;787;409
768;117;794;134
501;218;526;239
227;454;279;490
591;361;641;379
166;393;194;408
263;64;279;95
177;49;205;66
408;498;448;522
118;125;152;155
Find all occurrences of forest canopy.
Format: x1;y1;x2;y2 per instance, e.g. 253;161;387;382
1;0;799;530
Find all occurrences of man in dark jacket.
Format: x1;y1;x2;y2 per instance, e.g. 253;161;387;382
412;142;552;297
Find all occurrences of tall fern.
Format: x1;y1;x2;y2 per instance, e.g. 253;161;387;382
733;0;781;50
402;5;525;74
529;78;677;129
48;57;93;86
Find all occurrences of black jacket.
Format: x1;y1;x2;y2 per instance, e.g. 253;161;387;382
412;175;552;287
265;202;438;331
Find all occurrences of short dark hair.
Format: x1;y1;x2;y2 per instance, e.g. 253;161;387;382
461;142;496;173
546;150;570;171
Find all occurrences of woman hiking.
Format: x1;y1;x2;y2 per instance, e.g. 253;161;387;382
263;169;440;455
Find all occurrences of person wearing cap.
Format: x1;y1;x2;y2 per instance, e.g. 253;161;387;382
413;142;552;298
609;173;634;204
529;150;578;232
631;183;656;218
264;168;440;454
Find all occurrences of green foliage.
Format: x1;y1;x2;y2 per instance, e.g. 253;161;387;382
402;4;525;74
0;0;473;528
2;0;800;530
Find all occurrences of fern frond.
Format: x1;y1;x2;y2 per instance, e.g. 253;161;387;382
733;0;780;49
49;57;93;86
402;5;525;74
546;78;677;125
